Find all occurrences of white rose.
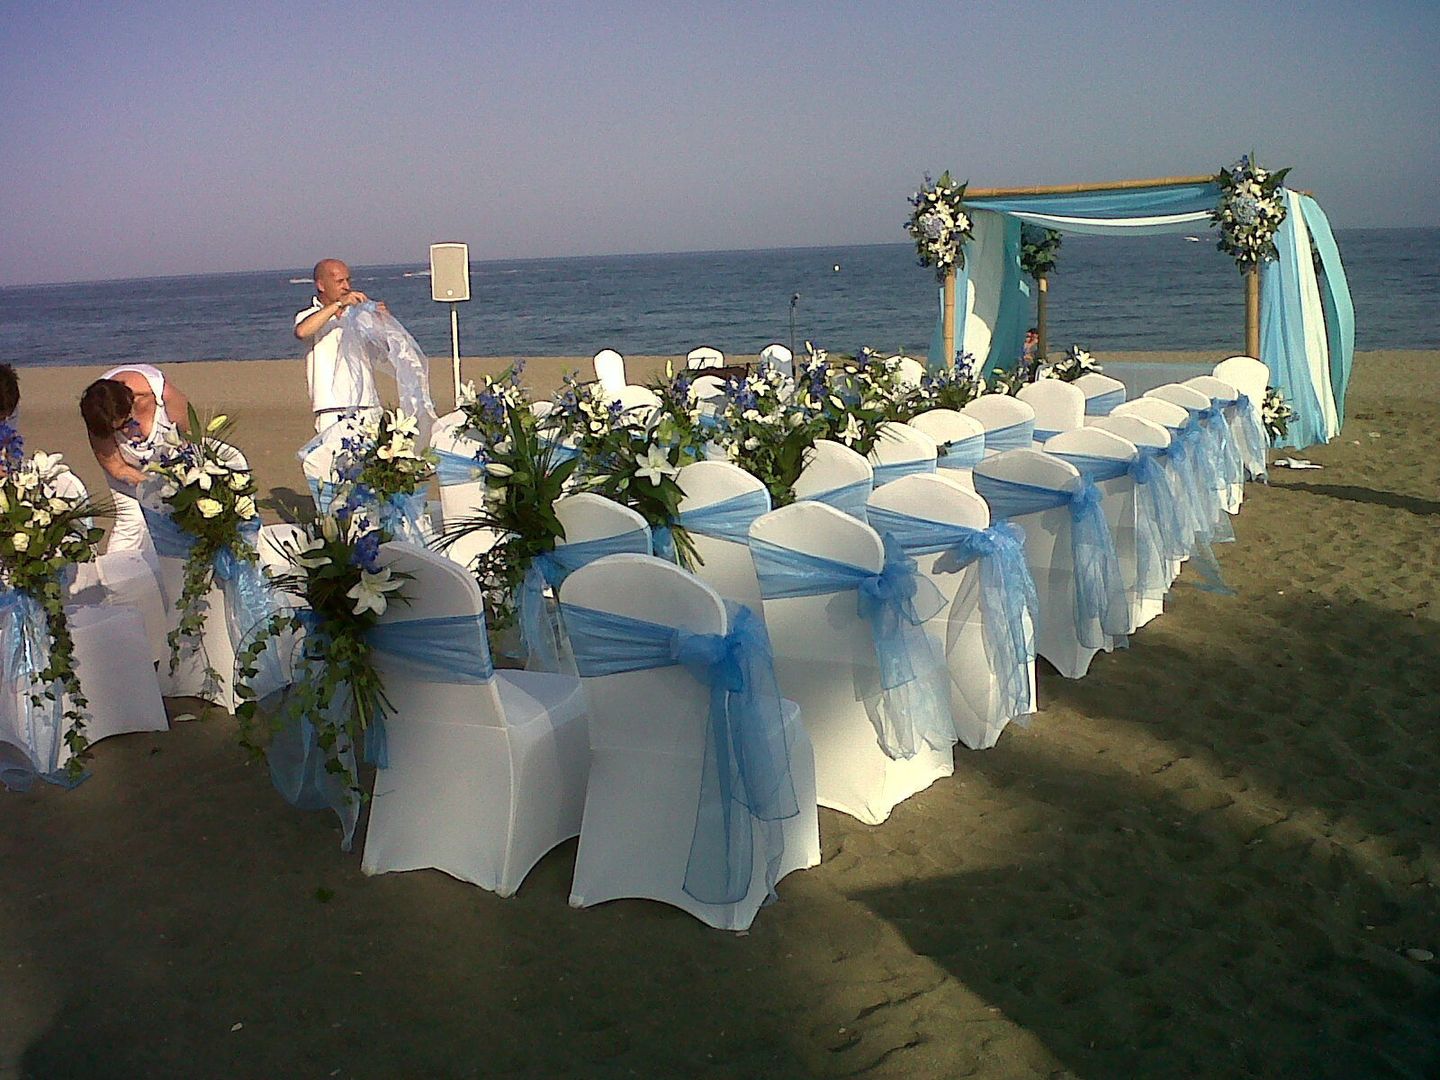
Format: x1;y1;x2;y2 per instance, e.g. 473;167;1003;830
195;498;223;519
12;532;29;552
32;508;52;527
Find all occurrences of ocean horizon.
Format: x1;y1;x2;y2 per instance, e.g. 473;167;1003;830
2;228;1435;368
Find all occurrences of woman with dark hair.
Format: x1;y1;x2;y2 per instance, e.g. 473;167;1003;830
81;363;190;553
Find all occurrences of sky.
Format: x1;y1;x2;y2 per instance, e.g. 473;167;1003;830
1;0;1437;286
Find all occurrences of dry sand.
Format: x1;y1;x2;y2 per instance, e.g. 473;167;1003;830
3;352;1438;1077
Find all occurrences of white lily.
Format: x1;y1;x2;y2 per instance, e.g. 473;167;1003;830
840;415;863;445
235;495;258;519
635;444;678;486
32;508;52;527
485;461;514;479
31;452;64;480
291;535;330;569
348;567;404;617
183;465;212;491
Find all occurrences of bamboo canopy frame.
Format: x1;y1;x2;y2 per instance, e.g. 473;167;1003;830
956;173;1311;364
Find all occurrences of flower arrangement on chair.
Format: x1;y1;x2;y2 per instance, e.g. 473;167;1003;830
711;361;819;509
142;408;262;697
793;345;915;455
906;171;973;280
1040;345;1103;383
0;433;108;782
1211;155;1290;270
1261;386;1292;443
905;353;983;414
328;409;436;543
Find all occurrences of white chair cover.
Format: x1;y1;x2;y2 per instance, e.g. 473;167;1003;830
891;356;928;389
1184;375;1248;511
750;502;953;824
592;349;626;396
1074;372;1128;417
1087;415;1177;627
867;474;1036;750
1018;380;1086;442
360;543;590;896
1212;356;1272;481
868;423;938;488
907;409;986;491
675;460;770;613
758;343;793;377
962;395;1037;458
560;554;819;931
793;439;873;520
63;604;169;759
685;346;725;370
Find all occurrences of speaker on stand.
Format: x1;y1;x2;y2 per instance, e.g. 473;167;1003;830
429;242;471;406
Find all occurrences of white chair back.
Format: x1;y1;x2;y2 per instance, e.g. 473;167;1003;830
962;394;1036;457
758;343;793;377
1074;372;1127;416
1213;355;1269;405
750;501;953;823
793;439;873;513
612;384;662;422
868;422;938;486
1018;380;1085;439
1183;375;1241;404
556;492;650;546
891;356;927;388
592;349;626;396
685;346;725;370
907;408;985;490
675;460;769;612
1112;397;1189;433
430;409;487;524
1089;414;1170;451
689;374;727;401
1145;382;1211;413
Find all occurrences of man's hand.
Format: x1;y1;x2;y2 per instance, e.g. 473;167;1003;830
338;290;370;308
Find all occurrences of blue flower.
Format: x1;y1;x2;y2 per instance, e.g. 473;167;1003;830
0;421;23;472
352;530;382;572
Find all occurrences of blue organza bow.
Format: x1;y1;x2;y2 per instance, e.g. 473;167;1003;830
751;533;954;759
1199;403;1244;495
561;600;799;906
434;446;484;487
1175;417;1235;543
798;477;871;520
865;505;1038;722
377;491;429;544
517;526;652;671
1085;388;1126;416
0;587;83;791
1163;427;1236;595
871;458;936;487
983;418;1036;453
936;433;986;470
1233;394;1269;481
972;473;1131;649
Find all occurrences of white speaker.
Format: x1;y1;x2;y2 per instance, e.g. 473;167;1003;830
429;243;470;302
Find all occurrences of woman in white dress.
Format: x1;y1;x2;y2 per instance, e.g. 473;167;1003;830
80;364;191;553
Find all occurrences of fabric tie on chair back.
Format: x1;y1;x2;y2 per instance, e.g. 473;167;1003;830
872;458;937;487
983;419;1035;453
517;526;652;671
1174;418;1235;544
655;488;771;563
936;433;986;471
307;476;344;513
798;478;871;521
0;587;83;791
1085;389;1126;417
866;506;1039;722
1199;404;1244;493
1232;394;1269;481
561;600;798;906
265;612;496;852
434;447;484;487
972;474;1131;650
1161;433;1236;595
751;534;954;760
1052;451;1179;606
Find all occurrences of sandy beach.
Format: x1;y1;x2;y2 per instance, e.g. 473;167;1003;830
3;351;1438;1077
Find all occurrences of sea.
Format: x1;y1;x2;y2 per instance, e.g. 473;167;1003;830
1;228;1434;369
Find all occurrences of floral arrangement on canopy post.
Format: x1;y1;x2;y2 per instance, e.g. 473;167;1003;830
1261;386;1293;444
0;433;108;783
233;504;407;845
142;408;262;698
1211;154;1290;358
436;368;579;644
711;360;819;509
1041;345;1103;383
1020;224;1063;358
549;376;702;567
327;409;436;544
906;171;973;368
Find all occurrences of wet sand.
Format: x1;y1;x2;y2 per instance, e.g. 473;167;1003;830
3;351;1438;1077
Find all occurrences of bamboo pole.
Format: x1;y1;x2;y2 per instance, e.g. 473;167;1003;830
1036;275;1049;358
942;270;957;368
966;175;1214;199
1245;267;1261;359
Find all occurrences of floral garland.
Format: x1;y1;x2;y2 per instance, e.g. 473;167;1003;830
235;510;405;801
906;171;973;281
0;434;107;780
1261;386;1292;442
143;409;260;694
1211;155;1290;271
903;353;983;415
1020;223;1063;278
712;362;818;508
328;409;436;541
1041;345;1103;383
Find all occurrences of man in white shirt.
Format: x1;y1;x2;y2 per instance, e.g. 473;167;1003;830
294;259;383;433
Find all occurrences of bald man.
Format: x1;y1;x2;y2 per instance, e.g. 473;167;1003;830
294;258;382;433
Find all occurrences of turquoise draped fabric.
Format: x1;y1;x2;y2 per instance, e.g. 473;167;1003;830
560;600;799;906
1262;190;1328;449
966;183;1221;232
1297;195;1355;430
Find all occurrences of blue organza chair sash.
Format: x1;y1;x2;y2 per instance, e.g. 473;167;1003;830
1127;447;1190;598
799;477;871;520
306;476;343;513
1085;389;1126;416
518;525;652;671
865;505;1038;721
0;587;82;791
560;600;799;906
983;418;1036;453
1033;426;1063;443
1199;404;1244;492
1233;394;1269;479
1152;435;1235;595
367;613;496;683
936;433;986;470
1049;451;1132;484
434;446;483;487
751;533;954;758
1177;416;1235;542
677;488;771;545
871;458;936;487
971;473;1130;648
